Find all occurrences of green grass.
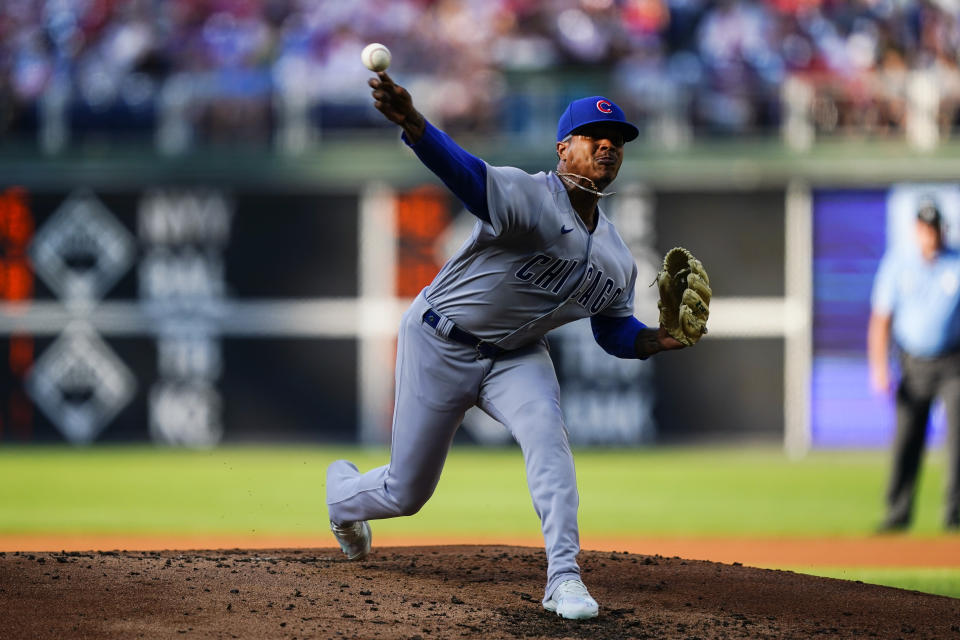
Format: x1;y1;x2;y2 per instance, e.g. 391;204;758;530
1;445;957;596
0;445;951;535
794;568;960;599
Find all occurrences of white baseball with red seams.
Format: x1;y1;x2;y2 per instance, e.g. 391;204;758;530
361;43;391;72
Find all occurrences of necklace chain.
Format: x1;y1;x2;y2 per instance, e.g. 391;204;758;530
556;172;615;198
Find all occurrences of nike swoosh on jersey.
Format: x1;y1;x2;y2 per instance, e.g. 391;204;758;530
561;226;574;234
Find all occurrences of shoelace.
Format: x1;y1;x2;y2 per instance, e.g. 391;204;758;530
557;580;591;597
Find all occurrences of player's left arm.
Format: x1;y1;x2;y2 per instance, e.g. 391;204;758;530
591;261;685;358
591;314;685;360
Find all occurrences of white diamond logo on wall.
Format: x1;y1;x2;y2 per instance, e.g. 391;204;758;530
30;189;136;303
26;323;136;444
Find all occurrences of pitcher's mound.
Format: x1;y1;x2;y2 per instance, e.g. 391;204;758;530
3;545;958;639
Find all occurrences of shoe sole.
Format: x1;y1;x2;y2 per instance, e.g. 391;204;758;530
543;600;599;620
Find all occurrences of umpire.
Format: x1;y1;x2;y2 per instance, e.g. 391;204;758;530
868;199;960;532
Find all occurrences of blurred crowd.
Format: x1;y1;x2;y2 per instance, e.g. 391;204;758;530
1;0;959;149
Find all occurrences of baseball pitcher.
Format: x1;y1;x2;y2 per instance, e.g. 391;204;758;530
326;71;710;620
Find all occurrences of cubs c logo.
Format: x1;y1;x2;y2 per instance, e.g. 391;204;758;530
596;99;613;114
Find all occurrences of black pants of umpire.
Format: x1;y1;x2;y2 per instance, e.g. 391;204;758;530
885;350;960;529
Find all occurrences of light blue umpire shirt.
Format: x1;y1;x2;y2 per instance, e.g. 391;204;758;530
872;246;960;357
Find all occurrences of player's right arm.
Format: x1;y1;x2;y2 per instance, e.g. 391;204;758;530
868;255;896;395
867;311;893;394
369;72;426;142
369;72;489;221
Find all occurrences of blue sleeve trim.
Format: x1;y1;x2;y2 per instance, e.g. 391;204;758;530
591;314;647;359
403;120;489;221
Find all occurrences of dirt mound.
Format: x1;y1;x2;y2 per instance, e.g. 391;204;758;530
2;545;958;639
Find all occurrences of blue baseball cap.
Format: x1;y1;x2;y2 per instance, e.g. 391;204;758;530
556;96;640;143
917;198;942;226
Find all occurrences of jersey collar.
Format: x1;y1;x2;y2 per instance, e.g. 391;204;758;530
548;172;608;235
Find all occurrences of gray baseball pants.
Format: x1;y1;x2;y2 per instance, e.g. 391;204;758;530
326;291;582;602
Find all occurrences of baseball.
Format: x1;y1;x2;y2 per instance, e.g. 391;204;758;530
361;43;391;72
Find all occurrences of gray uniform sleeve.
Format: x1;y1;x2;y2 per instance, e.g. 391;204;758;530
601;262;637;317
484;165;547;237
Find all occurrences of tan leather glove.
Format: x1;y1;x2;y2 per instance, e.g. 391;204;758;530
656;247;711;346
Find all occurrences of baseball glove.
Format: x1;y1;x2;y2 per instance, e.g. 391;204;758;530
656;247;711;346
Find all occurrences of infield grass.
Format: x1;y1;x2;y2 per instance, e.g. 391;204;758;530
1;445;958;596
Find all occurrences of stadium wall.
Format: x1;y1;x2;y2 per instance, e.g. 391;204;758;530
0;144;957;449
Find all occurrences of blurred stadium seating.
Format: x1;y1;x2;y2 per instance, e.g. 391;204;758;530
2;0;959;153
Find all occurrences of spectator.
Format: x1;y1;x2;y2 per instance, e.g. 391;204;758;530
2;0;960;146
